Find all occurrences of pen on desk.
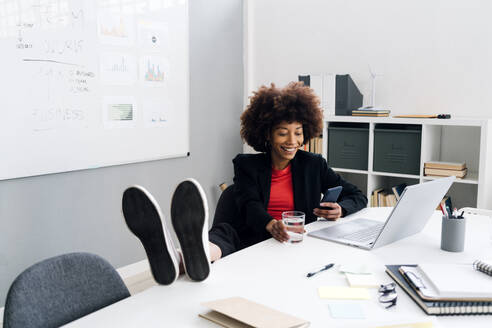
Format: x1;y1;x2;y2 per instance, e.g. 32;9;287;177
306;263;334;278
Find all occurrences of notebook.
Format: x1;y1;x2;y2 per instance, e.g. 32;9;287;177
473;260;492;276
199;297;310;328
399;265;492;301
385;265;492;315
418;263;492;299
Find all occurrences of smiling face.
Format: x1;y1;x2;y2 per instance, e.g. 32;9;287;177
269;121;304;170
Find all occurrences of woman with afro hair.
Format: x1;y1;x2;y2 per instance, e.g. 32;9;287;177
207;82;367;261
121;82;367;285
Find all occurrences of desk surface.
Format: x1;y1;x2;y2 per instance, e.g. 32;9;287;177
67;208;492;328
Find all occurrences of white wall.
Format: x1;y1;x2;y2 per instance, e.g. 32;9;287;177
246;0;492;117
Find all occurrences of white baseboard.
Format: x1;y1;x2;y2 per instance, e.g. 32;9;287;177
117;259;156;295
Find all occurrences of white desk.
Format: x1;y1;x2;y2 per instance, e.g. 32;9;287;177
67;208;492;327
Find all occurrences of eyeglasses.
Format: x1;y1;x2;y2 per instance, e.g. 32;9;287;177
378;283;397;309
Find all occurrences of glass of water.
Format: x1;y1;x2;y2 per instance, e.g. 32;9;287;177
282;211;305;243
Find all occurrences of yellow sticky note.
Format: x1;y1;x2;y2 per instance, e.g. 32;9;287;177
318;286;370;300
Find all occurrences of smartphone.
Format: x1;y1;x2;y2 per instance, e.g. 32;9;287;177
320;186;342;209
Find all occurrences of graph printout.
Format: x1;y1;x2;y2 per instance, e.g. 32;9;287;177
140;56;169;85
98;11;136;46
100;52;137;85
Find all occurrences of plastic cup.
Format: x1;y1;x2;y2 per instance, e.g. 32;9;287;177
282;211;305;243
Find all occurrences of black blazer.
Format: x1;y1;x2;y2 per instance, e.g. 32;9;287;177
232;150;367;246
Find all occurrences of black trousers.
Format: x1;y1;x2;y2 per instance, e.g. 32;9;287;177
208;184;270;257
208;223;241;258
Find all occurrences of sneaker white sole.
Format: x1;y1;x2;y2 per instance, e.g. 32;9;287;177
170;178;210;281
122;185;179;285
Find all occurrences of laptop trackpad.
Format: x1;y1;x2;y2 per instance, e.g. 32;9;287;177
322;218;381;237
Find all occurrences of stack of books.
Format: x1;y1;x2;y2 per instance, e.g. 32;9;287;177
370;183;406;207
303;135;323;155
424;161;467;178
351;108;391;117
385;263;492;315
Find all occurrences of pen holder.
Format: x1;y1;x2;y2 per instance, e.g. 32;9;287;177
441;215;466;252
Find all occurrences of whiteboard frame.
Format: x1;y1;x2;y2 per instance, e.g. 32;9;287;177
1;1;190;181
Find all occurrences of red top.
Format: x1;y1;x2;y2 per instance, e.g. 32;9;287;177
267;164;295;221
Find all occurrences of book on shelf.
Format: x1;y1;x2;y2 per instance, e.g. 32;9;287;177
385;264;492;315
378;190;387;207
352;108;391;117
372;188;383;207
424;161;466;171
307;136;323;155
318;136;322;154
371;184;406;207
391;183;407;201
310;138;316;154
353;108;391;113
352;113;390;117
379;191;396;207
371;188;383;207
386;193;397;207
352;110;390;117
424;167;467;178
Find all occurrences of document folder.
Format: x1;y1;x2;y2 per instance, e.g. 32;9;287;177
199;297;310;328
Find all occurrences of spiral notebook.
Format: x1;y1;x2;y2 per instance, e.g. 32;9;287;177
399;262;492;300
385;265;492;315
474;260;492;276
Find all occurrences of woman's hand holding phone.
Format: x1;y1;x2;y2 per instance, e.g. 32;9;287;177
313;202;342;220
314;186;343;220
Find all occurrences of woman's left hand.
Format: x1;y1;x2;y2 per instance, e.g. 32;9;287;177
313;202;342;220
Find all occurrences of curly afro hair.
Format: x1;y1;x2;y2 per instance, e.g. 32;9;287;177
240;81;323;152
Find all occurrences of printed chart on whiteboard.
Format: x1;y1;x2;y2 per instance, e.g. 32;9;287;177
0;0;189;180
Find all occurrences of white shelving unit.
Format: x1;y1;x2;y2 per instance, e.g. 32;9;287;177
322;116;492;209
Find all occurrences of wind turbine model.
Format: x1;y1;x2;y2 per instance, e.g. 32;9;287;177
359;65;385;110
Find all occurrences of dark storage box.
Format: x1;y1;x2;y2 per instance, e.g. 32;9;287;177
327;123;369;170
373;124;421;175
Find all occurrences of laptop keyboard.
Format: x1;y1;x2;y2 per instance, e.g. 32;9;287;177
340;223;384;243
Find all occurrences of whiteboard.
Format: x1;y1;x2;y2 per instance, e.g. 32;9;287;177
0;0;189;180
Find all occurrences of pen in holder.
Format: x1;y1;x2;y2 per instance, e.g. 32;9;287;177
441;215;466;252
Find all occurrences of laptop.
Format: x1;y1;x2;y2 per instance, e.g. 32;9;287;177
308;176;455;250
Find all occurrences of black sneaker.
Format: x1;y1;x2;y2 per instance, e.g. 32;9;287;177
170;179;210;281
122;186;179;285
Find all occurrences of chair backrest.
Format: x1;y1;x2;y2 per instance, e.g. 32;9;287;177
213;184;239;227
3;252;130;328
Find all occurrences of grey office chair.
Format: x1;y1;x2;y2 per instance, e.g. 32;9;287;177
3;252;130;328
